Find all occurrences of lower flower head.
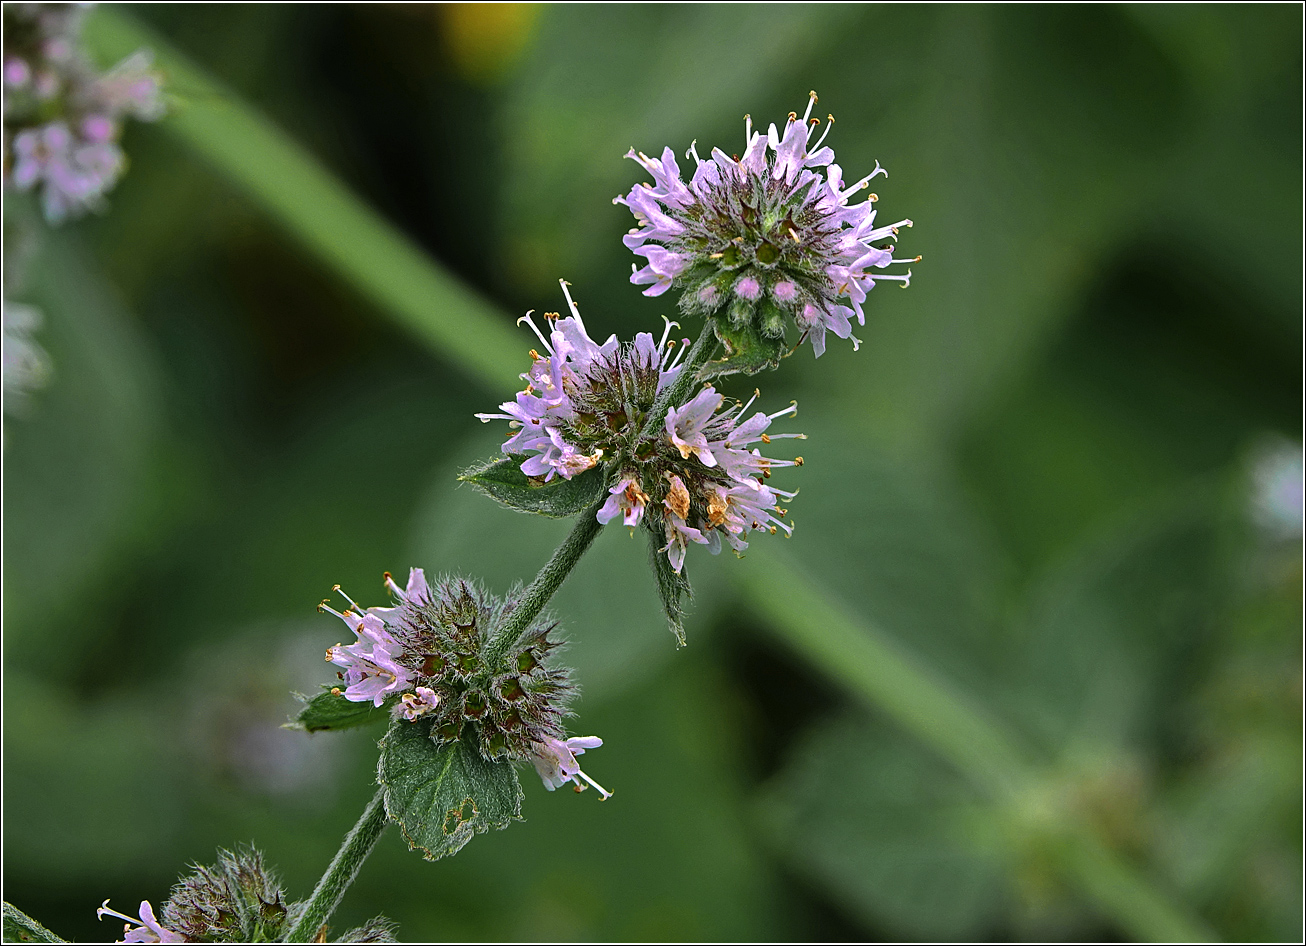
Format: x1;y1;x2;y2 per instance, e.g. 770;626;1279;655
320;570;579;765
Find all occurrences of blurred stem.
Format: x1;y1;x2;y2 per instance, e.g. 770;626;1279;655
286;788;388;943
488;498;606;665
83;7;524;392
84;10;1218;944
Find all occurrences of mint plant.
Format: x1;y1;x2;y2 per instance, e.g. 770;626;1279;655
3;78;916;943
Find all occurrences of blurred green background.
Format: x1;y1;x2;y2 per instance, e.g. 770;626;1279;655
3;3;1301;942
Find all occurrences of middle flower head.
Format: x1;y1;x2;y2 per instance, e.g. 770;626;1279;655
477;280;804;576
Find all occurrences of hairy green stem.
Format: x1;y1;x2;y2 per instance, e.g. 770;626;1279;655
488;498;607;664
286;789;388;943
639;321;720;441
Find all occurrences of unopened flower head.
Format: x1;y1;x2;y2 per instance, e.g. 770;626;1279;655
321;569;584;767
3;3;164;222
478;281;804;574
617;91;918;357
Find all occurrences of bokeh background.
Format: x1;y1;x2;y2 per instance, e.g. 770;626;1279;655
4;3;1302;942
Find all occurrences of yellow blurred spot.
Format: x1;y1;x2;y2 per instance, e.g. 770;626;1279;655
440;3;541;84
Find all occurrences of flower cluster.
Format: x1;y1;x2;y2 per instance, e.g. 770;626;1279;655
321;568;610;798
98;846;396;943
478;282;803;573
3;2;164;222
617;91;918;357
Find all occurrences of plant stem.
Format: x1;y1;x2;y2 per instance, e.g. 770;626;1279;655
488;498;607;664
286;788;388;943
639;321;719;441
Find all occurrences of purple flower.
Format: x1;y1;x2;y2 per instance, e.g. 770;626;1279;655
397;686;440;721
98;899;184;944
3;6;164;224
321;591;411;707
531;735;612;799
316;573;580;765
597;474;649;528
617;91;918;357
476;279;685;483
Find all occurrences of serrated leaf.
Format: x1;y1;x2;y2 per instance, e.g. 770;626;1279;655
645;523;693;646
700;317;787;380
377;719;523;861
458;455;606;518
3;903;66;943
286;690;392;733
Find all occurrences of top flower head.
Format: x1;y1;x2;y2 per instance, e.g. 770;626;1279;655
616;91;918;359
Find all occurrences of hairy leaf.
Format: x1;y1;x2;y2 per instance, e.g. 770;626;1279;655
646;523;693;646
3;903;66;943
286;690;391;733
459;456;606;518
701;317;787;379
377;720;523;861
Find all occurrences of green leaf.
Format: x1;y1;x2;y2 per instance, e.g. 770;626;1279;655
286;690;392;733
458;456;607;518
646;523;693;646
3;903;67;943
757;715;1007;940
700;317;787;380
377;720;523;861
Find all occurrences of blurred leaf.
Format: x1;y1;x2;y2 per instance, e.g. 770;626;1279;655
2;230;166;672
2;903;67;944
289;690;392;734
458;456;606;519
1003;482;1225;752
758;713;1008;939
377;721;523;862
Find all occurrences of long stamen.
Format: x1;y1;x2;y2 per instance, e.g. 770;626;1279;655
383;571;405;599
811;113;835;151
97;901;140;925
802;90;818;125
517;310;554;354
333;584;366;613
657;314;679;352
744;114;752;150
559;278;584;324
575;767;613;800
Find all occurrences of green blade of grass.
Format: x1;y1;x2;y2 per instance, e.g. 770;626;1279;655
82;9;1218;943
85;7;523;392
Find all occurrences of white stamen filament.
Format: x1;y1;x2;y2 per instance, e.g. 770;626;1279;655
657;315;679;353
97;901;141;926
558;278;585;326
811;114;835;151
802;90;818;125
517;311;554;354
333;585;366;613
576;767;613;799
